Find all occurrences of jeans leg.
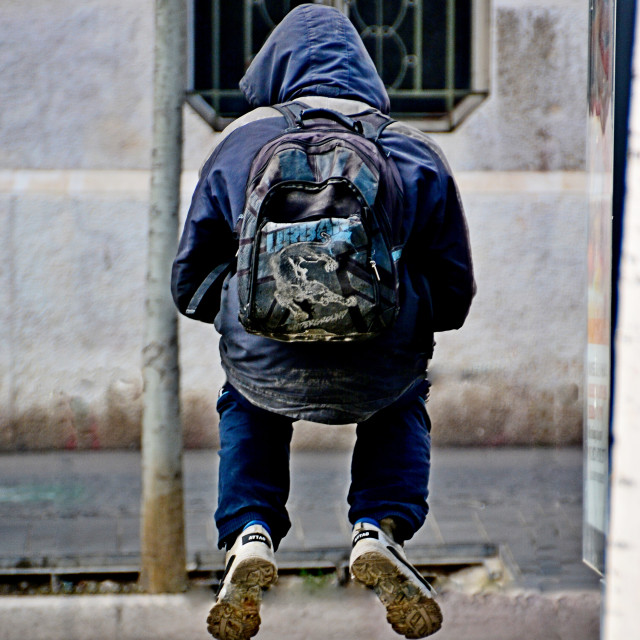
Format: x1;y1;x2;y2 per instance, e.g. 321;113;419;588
215;383;294;550
347;380;432;541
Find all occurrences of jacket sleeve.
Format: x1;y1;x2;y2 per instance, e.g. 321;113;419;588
408;157;476;333
172;114;289;323
431;172;476;331
171;155;237;324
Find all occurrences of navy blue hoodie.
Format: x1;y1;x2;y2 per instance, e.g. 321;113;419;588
172;4;475;423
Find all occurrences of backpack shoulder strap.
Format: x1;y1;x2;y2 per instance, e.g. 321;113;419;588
273;101;395;152
272;101;311;128
358;111;396;145
185;260;234;317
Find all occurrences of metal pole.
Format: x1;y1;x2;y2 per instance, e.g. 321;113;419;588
445;0;456;117
140;0;188;594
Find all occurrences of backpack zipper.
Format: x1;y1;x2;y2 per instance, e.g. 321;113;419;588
246;216;269;324
250;134;382;189
370;259;381;281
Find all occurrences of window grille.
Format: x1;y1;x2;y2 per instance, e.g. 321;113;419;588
188;0;489;131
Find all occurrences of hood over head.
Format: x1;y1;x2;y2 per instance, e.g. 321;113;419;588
239;4;390;114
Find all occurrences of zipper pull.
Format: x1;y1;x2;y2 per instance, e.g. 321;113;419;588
370;259;381;281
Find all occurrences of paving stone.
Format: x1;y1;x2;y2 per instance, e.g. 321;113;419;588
55;517;119;556
0;447;601;592
26;519;59;556
185;518;212;557
115;517;141;554
0;520;28;556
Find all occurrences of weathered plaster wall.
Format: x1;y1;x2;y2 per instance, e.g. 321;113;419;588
1;1;154;169
429;181;587;446
0;0;589;450
0;0;587;172
435;0;588;171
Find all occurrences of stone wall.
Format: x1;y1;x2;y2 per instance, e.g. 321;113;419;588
0;0;589;450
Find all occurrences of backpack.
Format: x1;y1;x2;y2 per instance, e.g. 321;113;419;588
185;102;405;339
234;102;405;342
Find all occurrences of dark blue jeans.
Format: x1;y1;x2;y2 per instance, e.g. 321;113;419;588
215;380;432;550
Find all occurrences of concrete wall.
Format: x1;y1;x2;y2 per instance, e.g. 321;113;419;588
0;0;588;450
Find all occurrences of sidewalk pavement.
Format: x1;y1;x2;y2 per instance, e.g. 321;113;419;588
0;446;601;639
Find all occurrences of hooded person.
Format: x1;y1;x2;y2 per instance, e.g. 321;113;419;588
172;4;474;639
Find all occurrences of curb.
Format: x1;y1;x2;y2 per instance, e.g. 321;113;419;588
0;578;600;640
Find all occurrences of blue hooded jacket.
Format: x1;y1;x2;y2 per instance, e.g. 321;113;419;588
172;4;475;423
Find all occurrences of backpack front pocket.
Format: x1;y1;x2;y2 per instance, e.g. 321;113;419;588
246;216;381;341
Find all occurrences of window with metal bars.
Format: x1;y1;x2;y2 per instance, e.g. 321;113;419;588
188;0;489;131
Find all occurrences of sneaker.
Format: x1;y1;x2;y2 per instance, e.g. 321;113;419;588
207;524;278;640
350;521;443;638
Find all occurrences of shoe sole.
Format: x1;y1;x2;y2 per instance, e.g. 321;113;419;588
207;557;277;640
351;550;443;639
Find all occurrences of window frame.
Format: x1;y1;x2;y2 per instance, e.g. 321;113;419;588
186;0;490;132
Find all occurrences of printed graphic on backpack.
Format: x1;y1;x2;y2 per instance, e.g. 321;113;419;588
236;103;404;342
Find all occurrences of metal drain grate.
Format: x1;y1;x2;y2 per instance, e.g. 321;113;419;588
0;542;513;595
